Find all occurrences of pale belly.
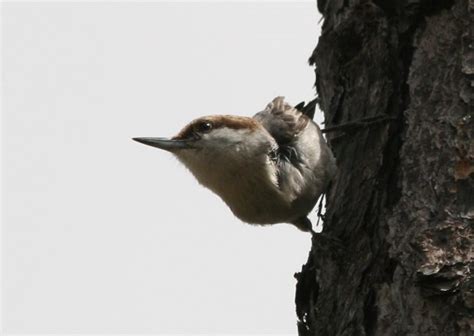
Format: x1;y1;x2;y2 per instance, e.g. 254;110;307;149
180;149;319;225
214;178;310;225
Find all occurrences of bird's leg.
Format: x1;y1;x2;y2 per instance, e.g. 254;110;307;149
312;231;345;251
292;217;313;233
321;114;397;134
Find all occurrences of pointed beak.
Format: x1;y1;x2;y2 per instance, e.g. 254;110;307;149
132;137;194;152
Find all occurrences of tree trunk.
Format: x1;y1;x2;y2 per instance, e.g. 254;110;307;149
295;1;473;335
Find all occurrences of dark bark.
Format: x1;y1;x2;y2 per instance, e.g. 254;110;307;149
295;1;473;335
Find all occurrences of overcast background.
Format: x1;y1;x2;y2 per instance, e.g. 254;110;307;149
2;1;322;334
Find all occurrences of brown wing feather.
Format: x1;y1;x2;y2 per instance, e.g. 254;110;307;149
253;96;310;146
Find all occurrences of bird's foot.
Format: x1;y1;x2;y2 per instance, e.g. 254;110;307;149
311;231;345;250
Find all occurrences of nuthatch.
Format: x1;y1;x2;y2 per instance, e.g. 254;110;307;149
133;97;336;232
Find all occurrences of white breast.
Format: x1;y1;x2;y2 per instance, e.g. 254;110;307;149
175;127;299;224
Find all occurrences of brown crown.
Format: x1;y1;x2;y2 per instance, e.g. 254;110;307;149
173;115;260;140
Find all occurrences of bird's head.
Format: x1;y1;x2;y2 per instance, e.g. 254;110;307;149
133;115;275;175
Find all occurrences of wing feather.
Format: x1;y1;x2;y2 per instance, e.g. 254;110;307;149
253;96;310;147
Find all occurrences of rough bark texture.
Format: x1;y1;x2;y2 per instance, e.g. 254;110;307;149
295;1;473;335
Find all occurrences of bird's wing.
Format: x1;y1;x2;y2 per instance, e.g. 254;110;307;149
253;96;310;147
294;98;317;120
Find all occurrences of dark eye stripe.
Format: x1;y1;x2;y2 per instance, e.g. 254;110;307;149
174;120;212;139
194;121;213;133
174;116;259;140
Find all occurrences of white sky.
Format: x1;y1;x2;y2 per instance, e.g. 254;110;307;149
2;1;322;334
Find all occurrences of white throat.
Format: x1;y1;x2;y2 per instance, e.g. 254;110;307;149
175;127;289;224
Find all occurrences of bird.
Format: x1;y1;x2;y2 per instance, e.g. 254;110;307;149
133;97;336;232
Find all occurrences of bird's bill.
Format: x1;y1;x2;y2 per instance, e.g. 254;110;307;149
132;137;194;151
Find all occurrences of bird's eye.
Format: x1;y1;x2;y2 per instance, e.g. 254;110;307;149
195;121;213;133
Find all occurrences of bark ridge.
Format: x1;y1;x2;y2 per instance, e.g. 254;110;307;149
295;1;474;335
